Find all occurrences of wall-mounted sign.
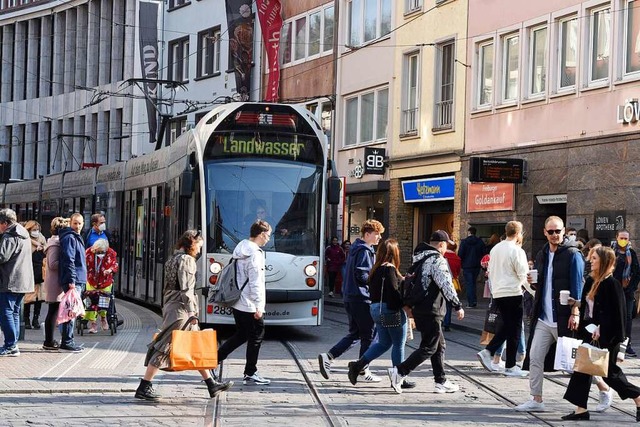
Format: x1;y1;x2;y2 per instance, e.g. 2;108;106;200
364;148;385;175
567;218;586;230
470;157;526;183
402;176;455;203
594;210;626;242
617;98;640;124
466;183;515;213
536;194;567;204
348;159;364;179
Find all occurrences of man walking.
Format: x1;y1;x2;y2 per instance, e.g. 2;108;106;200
612;229;640;358
477;221;531;377
217;220;271;385
0;208;34;356
458;226;486;308
388;230;465;394
516;216;584;412
318;219;384;383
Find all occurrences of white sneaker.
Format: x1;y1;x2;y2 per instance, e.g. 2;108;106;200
477;349;493;372
434;380;459;393
490;360;505;372
388;367;405;394
595;388;614;412
243;372;270;385
504;366;528;377
318;353;332;379
515;399;545;412
359;368;382;382
328;291;334;298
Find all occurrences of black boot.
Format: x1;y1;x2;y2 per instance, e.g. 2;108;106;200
205;377;233;398
135;379;160;401
348;359;367;385
32;315;40;329
24;317;32;330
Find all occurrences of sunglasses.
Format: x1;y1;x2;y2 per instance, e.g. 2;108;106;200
546;229;563;235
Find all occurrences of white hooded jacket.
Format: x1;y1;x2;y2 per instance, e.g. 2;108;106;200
232;239;266;313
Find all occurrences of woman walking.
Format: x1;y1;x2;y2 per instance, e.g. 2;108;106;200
42;217;69;350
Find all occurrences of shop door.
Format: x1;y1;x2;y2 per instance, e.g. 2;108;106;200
532;201;566;258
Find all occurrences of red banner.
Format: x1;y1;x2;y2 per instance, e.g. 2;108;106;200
256;0;282;102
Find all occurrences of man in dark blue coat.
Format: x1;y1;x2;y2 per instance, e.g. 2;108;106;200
458;226;486;308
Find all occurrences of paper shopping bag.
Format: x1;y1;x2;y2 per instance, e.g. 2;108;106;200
554;336;582;372
168;329;218;371
574;343;609;377
480;330;494;346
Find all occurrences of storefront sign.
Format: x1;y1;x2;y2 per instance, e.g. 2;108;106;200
466;183;514;212
364;148;385;175
594;210;626;242
402;176;455;203
536;194;567;204
617;99;640;124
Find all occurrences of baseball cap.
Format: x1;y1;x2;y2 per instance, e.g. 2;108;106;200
430;230;453;245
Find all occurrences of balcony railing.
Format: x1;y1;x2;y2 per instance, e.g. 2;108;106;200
434;99;453;130
402;108;418;134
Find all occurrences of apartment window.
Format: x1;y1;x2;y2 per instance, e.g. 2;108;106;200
435;40;454;130
477;41;494;107
280;22;292;64
344;87;388;146
402;52;420;134
197;27;220;78
168;117;187;144
294;16;307;60
323;6;334;52
502;33;519;102
405;0;422;14
168;0;189;9
308;11;321;56
624;0;640;74
588;7;610;82
169;37;189;82
348;0;392;47
280;5;334;65
529;26;547;96
558;16;578;89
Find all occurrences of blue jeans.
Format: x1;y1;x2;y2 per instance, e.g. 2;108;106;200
0;292;25;349
463;268;480;306
361;303;407;367
443;302;452;327
328;301;376;359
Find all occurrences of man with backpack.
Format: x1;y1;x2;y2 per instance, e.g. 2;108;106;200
388;230;464;394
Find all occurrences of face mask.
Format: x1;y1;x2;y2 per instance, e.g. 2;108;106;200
98;224;106;232
96;253;105;259
567;235;576;241
30;231;40;238
618;239;629;248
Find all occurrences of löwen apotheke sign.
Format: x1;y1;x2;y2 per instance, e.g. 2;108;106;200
467;183;515;212
402;176;455;203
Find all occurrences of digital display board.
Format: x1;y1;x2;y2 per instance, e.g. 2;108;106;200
469;157;525;184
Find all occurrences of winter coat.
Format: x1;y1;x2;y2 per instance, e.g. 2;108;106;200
44;236;64;303
58;227;87;291
458;234;486;269
325;243;346;273
232;239;266;313
0;223;35;293
86;247;119;289
580;276;626;351
342;238;375;303
30;234;46;284
161;250;200;328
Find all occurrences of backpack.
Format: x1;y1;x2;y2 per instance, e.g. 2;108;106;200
402;253;437;307
208;258;249;307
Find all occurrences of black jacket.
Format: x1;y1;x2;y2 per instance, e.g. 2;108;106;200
458;235;486;269
579;276;626;351
369;265;403;311
612;246;640;298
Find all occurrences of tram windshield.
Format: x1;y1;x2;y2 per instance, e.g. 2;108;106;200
205;159;322;256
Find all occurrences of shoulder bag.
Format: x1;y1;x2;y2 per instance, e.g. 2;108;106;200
379;276;402;328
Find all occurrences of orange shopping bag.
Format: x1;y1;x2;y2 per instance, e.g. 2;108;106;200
168;318;218;371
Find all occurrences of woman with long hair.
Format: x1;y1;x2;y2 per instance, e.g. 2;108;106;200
42;217;69;350
562;246;640;421
23;220;47;330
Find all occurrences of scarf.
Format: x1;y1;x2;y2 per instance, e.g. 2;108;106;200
614;243;633;288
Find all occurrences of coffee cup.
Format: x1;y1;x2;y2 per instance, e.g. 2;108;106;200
529;269;538;284
560;290;570;305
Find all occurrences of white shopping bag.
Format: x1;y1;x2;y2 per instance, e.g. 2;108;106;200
554;336;582;373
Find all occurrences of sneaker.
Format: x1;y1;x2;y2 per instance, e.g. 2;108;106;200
328;291;334;298
243;372;270;385
490;361;505;372
88;321;98;334
477;349;493;372
401;379;416;389
318;353;332;380
359;368;382;382
434;380;459;393
388;367;405;394
101;318;109;331
0;346;20;357
59;344;84;353
595;388;614;412
42;341;60;351
504;366;528;377
515;398;545;412
626;347;637;358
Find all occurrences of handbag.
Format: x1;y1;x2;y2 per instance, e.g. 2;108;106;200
379;277;402;328
482;299;502;335
554;336;582;373
168;317;219;371
574;341;609;377
452;277;462;293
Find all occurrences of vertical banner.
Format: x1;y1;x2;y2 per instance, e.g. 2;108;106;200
138;1;159;143
256;0;282;102
225;0;255;101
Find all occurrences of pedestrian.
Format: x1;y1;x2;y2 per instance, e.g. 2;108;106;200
135;230;232;400
42;217;69;351
516;216;584;412
83;213;110;247
562;246;640;421
325;236;346;298
84;239;118;334
216;220;271;385
443;241;461;332
388;230;465;394
347;238;414;389
23;220;46;330
57;213;87;352
611;229;640;358
340;240;351;282
566;227;578;241
458;226;486;308
0;208;35;356
318;220;384;383
477;221;531;377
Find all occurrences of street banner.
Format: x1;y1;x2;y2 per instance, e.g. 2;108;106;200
225;0;255;101
138;1;160;142
256;0;282;102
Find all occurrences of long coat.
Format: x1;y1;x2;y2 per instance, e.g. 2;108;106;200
0;223;35;293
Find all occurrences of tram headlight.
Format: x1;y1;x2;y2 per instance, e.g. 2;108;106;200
304;264;317;277
209;262;223;275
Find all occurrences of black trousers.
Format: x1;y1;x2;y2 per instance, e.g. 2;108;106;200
397;314;446;384
486;295;523;369
217;308;265;377
44;302;59;344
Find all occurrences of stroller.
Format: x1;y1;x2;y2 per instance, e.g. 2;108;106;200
77;287;119;336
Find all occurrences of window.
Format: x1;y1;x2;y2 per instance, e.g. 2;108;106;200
558;16;578;89
529;25;547;96
502;33;519;102
168;117;187;144
323;6;334;52
308;11;321;56
168;0;189;9
588;7;610;82
477;41;494;107
624;0;640;74
435;40;454;129
294;16;307;61
405;0;422;14
348;0;392;47
402;52;420;134
197;27;220;79
280;5;334;65
169;37;189;82
344;87;388;146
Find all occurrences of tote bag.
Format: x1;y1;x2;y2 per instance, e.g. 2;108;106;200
168;317;218;371
554;336;582;373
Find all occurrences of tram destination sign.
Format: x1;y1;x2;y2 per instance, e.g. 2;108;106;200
469;157;526;184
